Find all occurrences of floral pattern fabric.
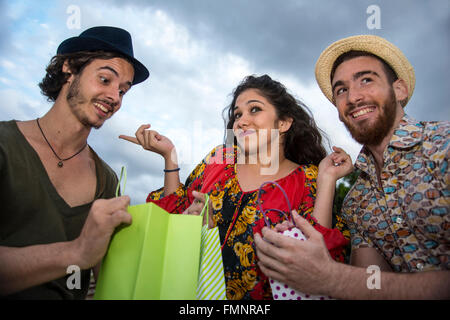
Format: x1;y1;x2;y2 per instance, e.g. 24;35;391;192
342;115;449;272
147;145;349;300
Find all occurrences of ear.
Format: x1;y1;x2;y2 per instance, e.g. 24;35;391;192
62;60;74;83
392;79;408;104
278;117;293;134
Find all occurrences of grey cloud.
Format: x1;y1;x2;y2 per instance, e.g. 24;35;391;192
2;0;448;203
108;0;449;121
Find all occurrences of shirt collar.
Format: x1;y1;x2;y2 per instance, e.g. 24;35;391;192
354;114;424;173
389;114;424;149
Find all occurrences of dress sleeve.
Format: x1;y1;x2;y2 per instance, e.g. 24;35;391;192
297;165;350;262
146;147;216;214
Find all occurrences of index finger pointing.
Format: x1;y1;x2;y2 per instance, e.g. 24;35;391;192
119;135;140;145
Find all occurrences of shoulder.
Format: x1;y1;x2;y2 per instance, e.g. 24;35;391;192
420;120;450;161
99;157;118;182
204;144;236;165
422;119;450;133
297;164;319;182
278;163;319;188
97;155;117;181
396;117;449;161
422;120;450;144
185;145;234;184
89;147;118;189
284;164;318;192
0;121;26;160
0;120;19;141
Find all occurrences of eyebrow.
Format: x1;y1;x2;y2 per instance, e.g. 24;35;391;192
233;99;265;110
331;70;380;94
98;66;133;88
247;99;264;105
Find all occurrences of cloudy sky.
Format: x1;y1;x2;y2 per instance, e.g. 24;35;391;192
1;0;448;204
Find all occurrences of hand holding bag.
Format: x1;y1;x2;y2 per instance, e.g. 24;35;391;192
258;181;332;300
94;168;203;300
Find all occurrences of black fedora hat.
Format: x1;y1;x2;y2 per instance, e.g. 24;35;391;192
57;26;149;85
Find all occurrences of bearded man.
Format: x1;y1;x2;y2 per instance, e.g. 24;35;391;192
255;35;449;299
0;26;149;299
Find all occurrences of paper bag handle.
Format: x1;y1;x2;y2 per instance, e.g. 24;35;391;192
115;166;127;197
199;193;210;226
257;181;296;228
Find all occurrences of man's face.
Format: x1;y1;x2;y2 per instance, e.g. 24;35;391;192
331;56;400;146
66;57;134;129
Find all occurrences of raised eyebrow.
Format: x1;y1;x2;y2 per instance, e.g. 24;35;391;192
233;98;265;111
98;66;119;77
353;70;380;81
332;70;380;93
98;66;132;89
247;99;264;105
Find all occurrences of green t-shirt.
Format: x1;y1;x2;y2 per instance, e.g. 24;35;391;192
0;120;118;299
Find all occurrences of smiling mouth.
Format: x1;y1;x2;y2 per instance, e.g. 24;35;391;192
350;106;376;119
238;130;256;137
93;101;112;116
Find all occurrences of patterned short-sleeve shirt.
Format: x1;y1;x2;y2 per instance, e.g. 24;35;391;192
342;115;449;272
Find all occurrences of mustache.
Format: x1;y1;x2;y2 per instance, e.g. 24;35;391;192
345;100;378;115
93;98;118;110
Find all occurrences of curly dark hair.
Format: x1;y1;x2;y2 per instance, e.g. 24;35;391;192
38;50;131;102
224;74;328;166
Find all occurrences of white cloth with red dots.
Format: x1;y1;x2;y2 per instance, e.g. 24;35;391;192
269;227;333;300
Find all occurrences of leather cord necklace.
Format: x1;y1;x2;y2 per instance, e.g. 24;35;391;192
36;118;87;168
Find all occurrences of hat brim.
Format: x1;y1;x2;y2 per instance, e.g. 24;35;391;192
315;35;415;105
57;37;149;85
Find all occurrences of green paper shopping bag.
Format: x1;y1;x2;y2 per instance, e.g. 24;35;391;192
94;168;203;300
196;197;227;300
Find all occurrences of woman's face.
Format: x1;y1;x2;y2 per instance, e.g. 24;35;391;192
232;89;289;157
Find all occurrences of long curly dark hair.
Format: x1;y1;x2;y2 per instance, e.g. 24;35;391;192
39;50;131;102
224;74;327;166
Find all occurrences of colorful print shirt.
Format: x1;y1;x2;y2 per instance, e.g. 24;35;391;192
147;145;349;300
342;115;449;272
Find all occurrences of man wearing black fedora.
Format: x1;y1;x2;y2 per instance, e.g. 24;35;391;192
0;26;149;299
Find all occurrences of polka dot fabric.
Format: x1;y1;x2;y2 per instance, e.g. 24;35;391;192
269;227;333;300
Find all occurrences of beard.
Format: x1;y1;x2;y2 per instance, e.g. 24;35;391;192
66;75;105;130
341;88;397;146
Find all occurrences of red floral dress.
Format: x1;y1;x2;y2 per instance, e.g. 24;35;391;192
147;145;349;300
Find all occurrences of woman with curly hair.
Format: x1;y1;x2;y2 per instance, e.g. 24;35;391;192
120;74;349;300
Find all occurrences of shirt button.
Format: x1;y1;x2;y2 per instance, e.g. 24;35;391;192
396;217;403;224
417;263;424;270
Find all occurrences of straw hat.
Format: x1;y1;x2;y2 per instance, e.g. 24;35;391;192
315;35;415;105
